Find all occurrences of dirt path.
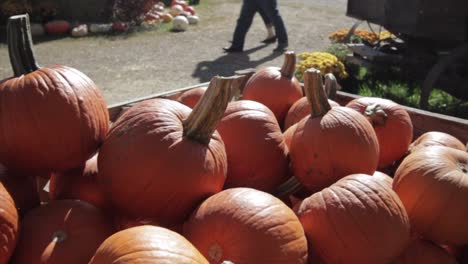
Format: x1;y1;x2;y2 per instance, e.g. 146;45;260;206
0;0;354;105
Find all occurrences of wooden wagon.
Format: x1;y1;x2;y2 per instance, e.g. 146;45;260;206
345;0;468;109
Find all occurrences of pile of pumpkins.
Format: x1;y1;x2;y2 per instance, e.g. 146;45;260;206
145;0;200;31
0;14;467;264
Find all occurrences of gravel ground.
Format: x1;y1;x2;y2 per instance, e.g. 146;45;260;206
0;0;354;105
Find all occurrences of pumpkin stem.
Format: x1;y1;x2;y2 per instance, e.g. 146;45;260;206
280;51;296;79
51;230;68;243
183;76;239;144
304;68;331;118
364;103;388;126
273;176;304;199
7;14;40;77
324;73;340;100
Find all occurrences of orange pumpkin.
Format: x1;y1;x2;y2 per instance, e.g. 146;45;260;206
289;69;379;193
11;200;113;264
0;182;19;264
0;15;108;174
183;188;308;263
409;131;465;153
242;51;303;125
394;239;458;264
0;164;39;218
297;174;410;263
98;76;236;227
49;154;108;209
283;123;297;150
284;97;339;130
393;146;468;246
216;100;289;192
89;226;208;264
346;97;413;168
373;170;393;188
44;20;71;35
177;86;207;108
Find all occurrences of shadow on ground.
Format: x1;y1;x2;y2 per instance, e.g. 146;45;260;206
192;44;283;82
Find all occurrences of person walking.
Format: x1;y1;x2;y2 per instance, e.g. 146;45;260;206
258;8;277;44
223;0;289;53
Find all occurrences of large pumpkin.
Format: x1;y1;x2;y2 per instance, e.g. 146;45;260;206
242;51;303;125
346;97;413;168
0;15;109;174
216;100;289;192
177;86;207;108
49;154;108;209
297;174;410;263
98;76;236;227
11;200;113;264
393;146;468;246
0;164;39;218
183;188;308;263
393;239;458;264
289;69;379;193
0;182;19;264
409;131;465;153
90;225;208;264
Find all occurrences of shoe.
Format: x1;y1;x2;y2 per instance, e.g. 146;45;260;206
223;46;243;53
261;36;277;44
273;43;288;52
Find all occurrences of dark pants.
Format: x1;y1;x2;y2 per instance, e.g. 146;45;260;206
231;0;288;49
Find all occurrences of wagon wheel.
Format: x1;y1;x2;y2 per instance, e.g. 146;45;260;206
420;43;468;109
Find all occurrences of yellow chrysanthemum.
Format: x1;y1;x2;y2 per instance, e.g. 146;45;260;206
295;52;348;81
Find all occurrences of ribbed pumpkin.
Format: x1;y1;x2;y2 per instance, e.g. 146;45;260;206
183;188;308;264
373;171;393;188
297;174;410;264
0;15;109;174
98;76;235;227
393;146;468;246
177;86;207;108
216;100;289;192
284;73;340;130
284;97;339;130
394;239;458;264
0;182;19;264
49;154;108;209
11;200;113;264
289;69;379;193
242;51;303;125
283;123;296;150
0;164;39;218
90;226;209;264
346;97;413;168
409;131;465;153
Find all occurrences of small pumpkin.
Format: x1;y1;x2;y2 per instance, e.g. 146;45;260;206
289;69;379;193
297;174;410;263
409;131;465;153
393;146;468;246
177;86;207;108
346;97;413;168
242;51;303;125
0;164;40;218
98;76;236;227
90;225;208;264
44;20;71;35
161;13;174;23
49;154;108;210
0;181;19;264
216;100;289;192
172;15;189;31
393;239;458;264
183;188;308;263
11;200;113;264
0;15;109;174
284;97;339;130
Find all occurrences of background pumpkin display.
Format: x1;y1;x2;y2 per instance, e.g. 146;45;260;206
90;225;208;264
98;76;235;227
242;51;303;125
296;174;410;264
289;68;379;193
11;200;113;264
393;146;468;246
183;188;308;264
0;15;109;175
346;97;413;168
216;100;290;192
